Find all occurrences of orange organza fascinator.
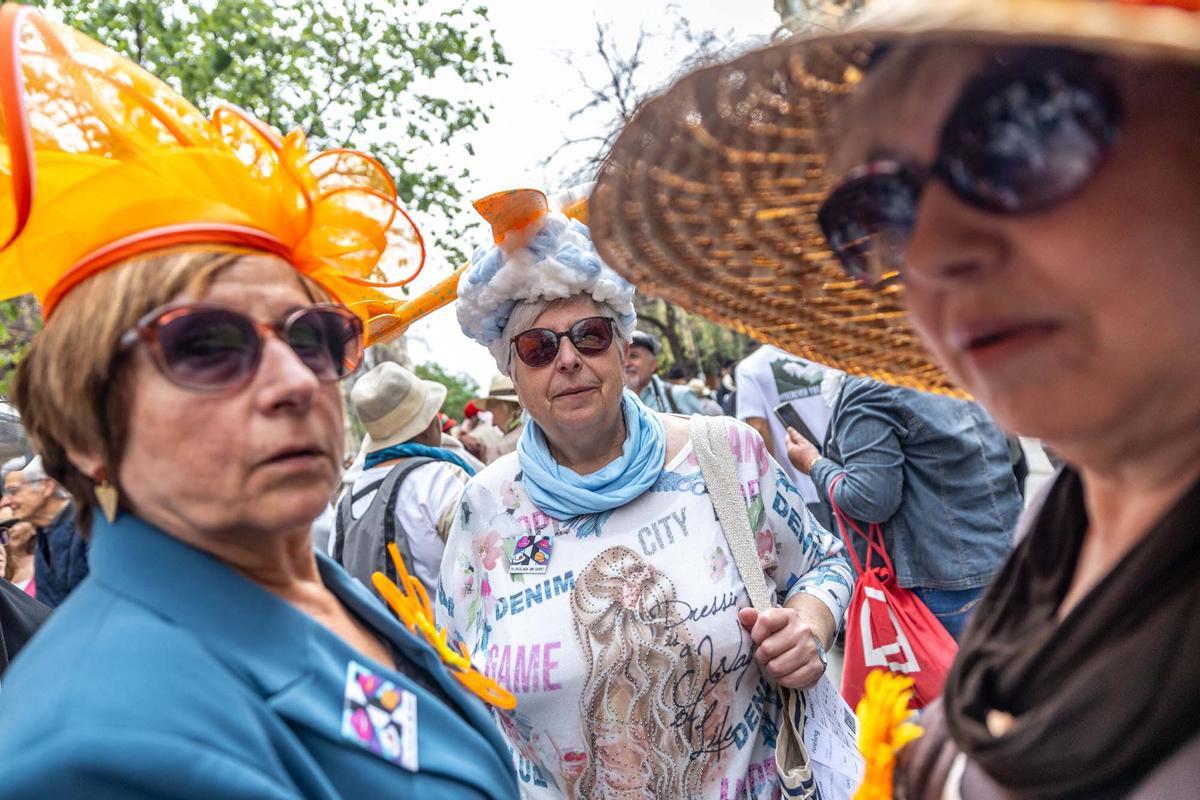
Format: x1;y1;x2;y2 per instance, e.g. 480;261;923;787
0;3;443;343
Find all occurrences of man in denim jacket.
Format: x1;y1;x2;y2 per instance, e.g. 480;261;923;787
0;457;88;609
786;374;1021;639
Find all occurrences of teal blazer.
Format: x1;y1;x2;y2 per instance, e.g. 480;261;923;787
0;514;518;799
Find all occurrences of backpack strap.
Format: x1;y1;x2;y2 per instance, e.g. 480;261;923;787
350;479;387;504
649;376;671;414
333;477;385;563
655;377;680;414
379;460;432;578
827;472;894;578
373;458;433;582
334;458;433;585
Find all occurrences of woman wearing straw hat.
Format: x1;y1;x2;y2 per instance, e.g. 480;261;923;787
438;188;853;799
0;6;516;798
591;0;1200;794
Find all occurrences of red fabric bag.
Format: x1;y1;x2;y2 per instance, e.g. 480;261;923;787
829;474;958;710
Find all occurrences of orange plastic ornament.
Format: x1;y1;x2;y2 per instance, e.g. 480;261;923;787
371;543;516;711
0;3;451;344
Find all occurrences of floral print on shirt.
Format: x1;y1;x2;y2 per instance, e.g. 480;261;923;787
437;420;853;799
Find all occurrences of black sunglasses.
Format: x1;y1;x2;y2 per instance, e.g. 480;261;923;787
819;47;1120;287
119;303;364;391
510;316;616;368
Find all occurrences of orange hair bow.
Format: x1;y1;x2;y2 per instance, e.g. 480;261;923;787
372;542;516;711
0;3;448;343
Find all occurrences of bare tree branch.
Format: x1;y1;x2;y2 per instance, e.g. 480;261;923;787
541;133;611;165
534;15;764;372
618;29;647;122
540;21;654;174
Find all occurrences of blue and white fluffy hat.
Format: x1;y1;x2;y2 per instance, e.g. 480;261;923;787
456;187;636;374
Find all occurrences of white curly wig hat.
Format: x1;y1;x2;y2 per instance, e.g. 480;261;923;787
456;186;637;375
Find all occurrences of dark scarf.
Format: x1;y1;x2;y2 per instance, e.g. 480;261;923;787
944;469;1200;798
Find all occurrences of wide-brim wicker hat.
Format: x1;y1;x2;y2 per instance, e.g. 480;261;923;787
591;0;1200;396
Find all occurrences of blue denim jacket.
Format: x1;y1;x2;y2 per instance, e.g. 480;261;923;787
33;502;88;608
810;377;1021;590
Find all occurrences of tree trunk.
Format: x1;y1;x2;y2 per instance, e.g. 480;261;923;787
660;301;690;368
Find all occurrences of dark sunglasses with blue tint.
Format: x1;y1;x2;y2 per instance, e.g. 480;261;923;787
818;47;1120;287
119;303;364;391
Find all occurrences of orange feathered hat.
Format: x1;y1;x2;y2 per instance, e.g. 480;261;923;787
0;3;446;343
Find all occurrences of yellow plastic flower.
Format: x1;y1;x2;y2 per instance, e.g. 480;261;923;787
853;670;924;800
372;542;516;711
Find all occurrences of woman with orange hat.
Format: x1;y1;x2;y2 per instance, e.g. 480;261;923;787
592;0;1200;795
0;6;516;798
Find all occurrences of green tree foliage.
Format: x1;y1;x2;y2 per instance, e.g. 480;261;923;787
1;0;506;395
634;296;754;382
0;296;41;397
39;0;506;262
413;362;478;421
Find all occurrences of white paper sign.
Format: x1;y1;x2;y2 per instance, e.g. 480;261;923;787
802;674;865;800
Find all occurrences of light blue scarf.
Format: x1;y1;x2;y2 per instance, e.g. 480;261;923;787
517;389;665;520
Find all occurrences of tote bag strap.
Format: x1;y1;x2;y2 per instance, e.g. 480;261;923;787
687;414;772;611
688;414;819;799
828;472;895;578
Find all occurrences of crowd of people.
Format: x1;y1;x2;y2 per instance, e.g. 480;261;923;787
0;0;1197;797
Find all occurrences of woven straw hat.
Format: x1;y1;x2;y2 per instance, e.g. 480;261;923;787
591;0;1200;396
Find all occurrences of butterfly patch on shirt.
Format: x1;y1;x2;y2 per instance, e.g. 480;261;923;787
341;661;419;772
507;532;553;574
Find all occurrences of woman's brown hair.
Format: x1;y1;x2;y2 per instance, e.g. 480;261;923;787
13;248;329;533
3;521;36;581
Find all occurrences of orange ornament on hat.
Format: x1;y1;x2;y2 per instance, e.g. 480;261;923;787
0;3;444;343
1116;0;1200;8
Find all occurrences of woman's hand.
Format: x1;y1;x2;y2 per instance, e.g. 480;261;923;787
784;428;822;475
738;606;826;690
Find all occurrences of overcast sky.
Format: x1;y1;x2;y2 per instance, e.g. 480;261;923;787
399;0;782;393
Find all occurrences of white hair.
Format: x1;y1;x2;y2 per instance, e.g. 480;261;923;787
16;455;68;498
491;294;634;377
